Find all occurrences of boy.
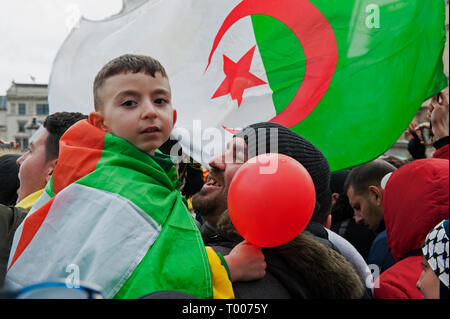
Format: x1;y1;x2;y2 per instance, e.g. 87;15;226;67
5;55;264;298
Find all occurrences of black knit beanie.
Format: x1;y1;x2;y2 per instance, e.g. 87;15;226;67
233;122;331;207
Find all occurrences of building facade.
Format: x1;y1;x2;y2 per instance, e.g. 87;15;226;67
0;96;7;140
0;82;49;150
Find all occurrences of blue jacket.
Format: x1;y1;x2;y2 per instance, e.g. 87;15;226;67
368;230;395;278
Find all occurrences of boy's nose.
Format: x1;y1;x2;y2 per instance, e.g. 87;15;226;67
141;102;158;119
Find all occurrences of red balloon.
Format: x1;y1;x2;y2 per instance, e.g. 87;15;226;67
227;153;316;247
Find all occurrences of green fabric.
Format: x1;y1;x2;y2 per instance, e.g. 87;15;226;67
252;0;447;171
71;133;212;299
44;175;54;198
216;252;231;281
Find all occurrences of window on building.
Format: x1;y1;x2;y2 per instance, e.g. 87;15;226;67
22;137;29;150
15;137;29;151
19;103;26;115
18;121;27;133
36;103;49;115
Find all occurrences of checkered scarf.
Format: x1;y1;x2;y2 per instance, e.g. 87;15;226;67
422;219;449;288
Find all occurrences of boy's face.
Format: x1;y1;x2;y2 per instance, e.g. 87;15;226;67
91;71;175;154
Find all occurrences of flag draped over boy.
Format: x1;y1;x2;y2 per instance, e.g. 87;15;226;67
49;0;447;171
5;120;214;298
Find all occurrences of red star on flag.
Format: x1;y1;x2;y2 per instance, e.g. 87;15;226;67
211;45;266;107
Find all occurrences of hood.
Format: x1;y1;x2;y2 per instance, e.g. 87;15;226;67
51;119;179;196
383;158;449;261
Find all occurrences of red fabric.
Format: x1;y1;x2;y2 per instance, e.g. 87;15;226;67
374;256;422;299
7;198;54;271
7;120;105;272
375;159;449;299
52;119;105;195
433;143;449;160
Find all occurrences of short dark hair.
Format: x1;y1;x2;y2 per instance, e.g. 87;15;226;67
43;112;88;161
379;155;406;169
344;159;396;195
93;54;168;110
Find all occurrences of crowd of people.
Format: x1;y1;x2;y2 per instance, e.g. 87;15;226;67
0;54;448;299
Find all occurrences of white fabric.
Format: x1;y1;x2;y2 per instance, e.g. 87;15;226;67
49;0;275;167
8;190;53;266
5;183;160;298
325;228;374;294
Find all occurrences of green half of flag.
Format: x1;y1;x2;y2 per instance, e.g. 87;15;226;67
251;0;447;171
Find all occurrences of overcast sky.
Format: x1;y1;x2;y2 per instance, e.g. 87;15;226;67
0;0;123;95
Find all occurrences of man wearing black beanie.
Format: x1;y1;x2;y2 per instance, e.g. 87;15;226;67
193;122;331;227
192;122;373;298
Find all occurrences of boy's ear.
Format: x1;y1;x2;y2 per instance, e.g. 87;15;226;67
89;112;106;130
173;109;177;125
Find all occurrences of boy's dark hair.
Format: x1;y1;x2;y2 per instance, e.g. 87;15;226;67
43;112;88;161
93;54;168;110
343;159;396;196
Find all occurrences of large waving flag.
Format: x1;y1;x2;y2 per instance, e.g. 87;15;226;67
49;0;447;171
5;120;212;299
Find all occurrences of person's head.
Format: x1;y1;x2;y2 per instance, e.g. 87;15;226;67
329;170;354;226
0;153;21;205
192;122;330;226
89;54;177;155
417;219;449;299
330;169;350;206
159;138;204;198
343;160;396;231
378;155;406;169
16;112;87;203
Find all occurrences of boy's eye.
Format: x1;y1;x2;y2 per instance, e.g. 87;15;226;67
154;98;168;105
122;100;137;107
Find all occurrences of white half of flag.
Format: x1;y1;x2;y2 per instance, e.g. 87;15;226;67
49;0;276;167
5;183;160;298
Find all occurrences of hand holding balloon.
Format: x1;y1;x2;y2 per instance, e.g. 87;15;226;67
224;240;267;282
227;153;316;247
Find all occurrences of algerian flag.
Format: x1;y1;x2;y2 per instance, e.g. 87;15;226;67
5;120;212;299
49;0;447;171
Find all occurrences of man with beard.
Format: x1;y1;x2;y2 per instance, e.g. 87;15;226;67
191;122;368;299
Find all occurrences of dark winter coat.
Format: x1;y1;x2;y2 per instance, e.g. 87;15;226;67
0;204;28;287
201;213;365;299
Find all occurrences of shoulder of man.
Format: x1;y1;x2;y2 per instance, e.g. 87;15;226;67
0;204;28;287
0;204;28;237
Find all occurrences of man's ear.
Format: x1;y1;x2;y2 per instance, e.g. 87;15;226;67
45;158;58;183
89;112;106;130
368;185;383;207
331;192;340;206
173;109;177;125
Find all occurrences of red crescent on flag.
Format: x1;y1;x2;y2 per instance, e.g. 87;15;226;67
206;0;338;128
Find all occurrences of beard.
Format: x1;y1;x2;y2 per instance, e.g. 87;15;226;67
191;187;227;220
